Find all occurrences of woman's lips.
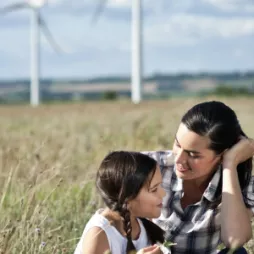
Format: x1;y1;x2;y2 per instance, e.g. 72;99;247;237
176;164;190;172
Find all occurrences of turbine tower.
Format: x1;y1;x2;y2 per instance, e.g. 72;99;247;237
93;0;143;104
0;0;63;107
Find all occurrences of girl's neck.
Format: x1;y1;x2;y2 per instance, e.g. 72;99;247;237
102;208;141;240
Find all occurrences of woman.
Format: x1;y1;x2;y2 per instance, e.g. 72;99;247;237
145;101;254;254
74;151;168;254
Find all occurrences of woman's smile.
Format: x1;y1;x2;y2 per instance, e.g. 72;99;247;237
176;164;191;173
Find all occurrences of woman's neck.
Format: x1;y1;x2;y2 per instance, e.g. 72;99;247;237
102;208;141;240
185;165;219;194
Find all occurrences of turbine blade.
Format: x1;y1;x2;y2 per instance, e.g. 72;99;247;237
91;0;108;24
0;3;29;15
38;13;65;54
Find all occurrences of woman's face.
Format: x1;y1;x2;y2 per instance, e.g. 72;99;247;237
128;166;166;219
173;123;222;181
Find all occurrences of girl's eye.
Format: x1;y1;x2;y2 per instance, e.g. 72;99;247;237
150;188;158;193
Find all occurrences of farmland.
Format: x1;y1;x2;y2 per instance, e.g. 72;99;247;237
0;97;254;253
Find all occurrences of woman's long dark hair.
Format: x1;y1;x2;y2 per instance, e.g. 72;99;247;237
96;151;165;253
181;101;252;191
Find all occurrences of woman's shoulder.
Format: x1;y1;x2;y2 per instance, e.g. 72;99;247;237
141;150;175;168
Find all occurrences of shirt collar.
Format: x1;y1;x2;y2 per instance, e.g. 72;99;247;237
203;165;222;202
171;166;183;192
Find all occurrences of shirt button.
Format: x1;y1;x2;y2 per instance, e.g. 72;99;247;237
170;226;177;234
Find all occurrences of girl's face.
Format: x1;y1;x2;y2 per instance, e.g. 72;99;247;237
128;166;166;219
173;123;222;182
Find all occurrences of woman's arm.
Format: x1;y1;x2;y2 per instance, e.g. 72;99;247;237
82;227;110;254
221;162;252;248
221;138;254;249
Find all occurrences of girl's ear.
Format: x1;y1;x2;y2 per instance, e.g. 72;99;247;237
126;201;131;210
126;199;133;213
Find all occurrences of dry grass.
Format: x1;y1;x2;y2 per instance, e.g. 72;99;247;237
0;97;254;253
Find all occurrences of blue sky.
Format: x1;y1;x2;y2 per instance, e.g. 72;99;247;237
0;0;253;79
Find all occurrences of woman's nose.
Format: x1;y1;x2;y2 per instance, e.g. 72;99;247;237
175;148;187;164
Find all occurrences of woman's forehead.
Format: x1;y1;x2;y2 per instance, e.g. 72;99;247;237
176;123;211;150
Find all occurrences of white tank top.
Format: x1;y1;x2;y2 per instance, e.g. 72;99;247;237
74;209;150;254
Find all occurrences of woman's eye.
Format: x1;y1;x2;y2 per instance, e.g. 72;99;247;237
188;153;199;158
175;142;180;147
151;188;158;193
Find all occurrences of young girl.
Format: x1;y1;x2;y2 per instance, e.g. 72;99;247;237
74;151;167;254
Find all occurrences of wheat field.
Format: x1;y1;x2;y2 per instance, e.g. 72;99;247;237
0;97;254;254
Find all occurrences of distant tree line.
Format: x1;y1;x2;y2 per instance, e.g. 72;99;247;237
201;84;254;97
0;71;254;87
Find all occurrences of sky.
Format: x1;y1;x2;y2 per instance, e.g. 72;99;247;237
0;0;253;79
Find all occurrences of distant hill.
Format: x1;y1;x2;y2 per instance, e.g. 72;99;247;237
0;71;253;103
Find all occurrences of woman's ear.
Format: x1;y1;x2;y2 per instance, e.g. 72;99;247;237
215;149;228;164
220;149;229;159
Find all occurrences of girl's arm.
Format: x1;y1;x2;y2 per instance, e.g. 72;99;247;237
221;138;254;249
82;227;110;254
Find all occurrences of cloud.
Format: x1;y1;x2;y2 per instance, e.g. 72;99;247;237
233;48;245;58
0;0;253;78
107;0;132;8
43;0;131;9
203;0;254;12
145;14;254;47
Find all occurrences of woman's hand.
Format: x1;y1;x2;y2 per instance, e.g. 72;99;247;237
137;245;162;254
223;136;254;168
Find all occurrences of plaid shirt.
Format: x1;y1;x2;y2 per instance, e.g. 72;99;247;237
143;150;254;254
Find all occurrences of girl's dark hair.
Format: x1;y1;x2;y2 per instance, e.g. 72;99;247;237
181;101;252;190
96;151;165;253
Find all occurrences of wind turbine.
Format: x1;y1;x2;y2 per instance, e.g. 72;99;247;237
93;0;143;104
0;0;64;107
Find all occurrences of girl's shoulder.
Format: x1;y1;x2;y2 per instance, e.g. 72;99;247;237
74;210;111;254
87;209;112;228
81;226;109;254
74;209;121;254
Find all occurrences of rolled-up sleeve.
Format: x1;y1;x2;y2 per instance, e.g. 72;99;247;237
242;176;254;214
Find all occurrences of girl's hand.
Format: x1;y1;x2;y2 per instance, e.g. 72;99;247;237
223;136;254;168
137;245;162;254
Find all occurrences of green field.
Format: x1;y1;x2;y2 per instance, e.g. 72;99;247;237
0;97;254;253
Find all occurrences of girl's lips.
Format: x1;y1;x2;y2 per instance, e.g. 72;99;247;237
157;203;163;208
